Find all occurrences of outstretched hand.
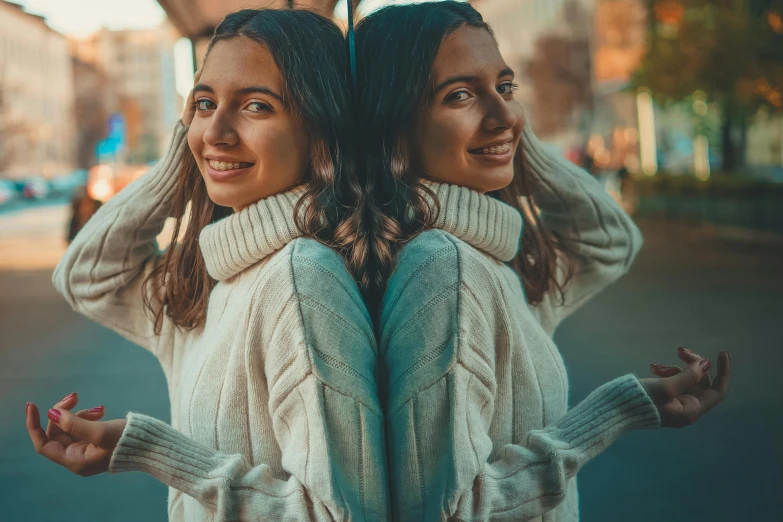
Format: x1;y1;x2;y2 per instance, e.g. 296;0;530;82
639;348;730;428
26;393;126;477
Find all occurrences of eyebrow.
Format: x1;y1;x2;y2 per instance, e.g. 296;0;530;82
192;83;285;104
434;67;516;93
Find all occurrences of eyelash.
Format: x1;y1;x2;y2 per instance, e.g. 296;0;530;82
195;99;215;111
446;82;519;102
193;100;273;113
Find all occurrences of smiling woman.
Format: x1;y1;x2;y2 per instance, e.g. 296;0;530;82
39;8;387;522
356;2;729;521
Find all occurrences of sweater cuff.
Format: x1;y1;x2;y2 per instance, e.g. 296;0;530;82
546;374;660;463
109;412;225;495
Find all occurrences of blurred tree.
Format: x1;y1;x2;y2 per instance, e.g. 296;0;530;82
631;0;783;170
0;68;27;175
524;0;594;137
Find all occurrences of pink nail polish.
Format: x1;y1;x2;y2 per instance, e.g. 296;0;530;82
88;406;105;412
699;359;711;372
61;392;76;402
48;409;61;423
25;402;31;414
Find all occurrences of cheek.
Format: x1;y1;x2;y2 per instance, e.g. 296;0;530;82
187;124;204;158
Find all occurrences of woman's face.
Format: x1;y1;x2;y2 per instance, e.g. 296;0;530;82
188;37;310;212
412;26;524;194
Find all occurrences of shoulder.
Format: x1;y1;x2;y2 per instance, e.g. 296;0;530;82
286;238;368;318
382;229;501;324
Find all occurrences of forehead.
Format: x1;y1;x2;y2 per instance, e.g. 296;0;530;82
201;37;282;91
432;26;507;82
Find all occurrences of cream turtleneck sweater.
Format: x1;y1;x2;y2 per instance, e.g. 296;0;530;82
52;122;388;522
379;124;661;521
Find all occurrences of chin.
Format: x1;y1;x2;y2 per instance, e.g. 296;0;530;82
471;170;514;193
204;185;248;211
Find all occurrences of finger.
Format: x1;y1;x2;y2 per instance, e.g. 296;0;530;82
47;392;79;442
711;351;731;397
75;406;106;420
26;403;68;466
650;364;682;378
677;347;712;388
667;358;709;397
49;408;106;448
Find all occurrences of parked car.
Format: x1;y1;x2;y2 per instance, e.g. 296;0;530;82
49;170;88;198
0;179;17;205
22;177;49;200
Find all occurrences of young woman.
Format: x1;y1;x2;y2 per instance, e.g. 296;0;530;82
355;2;731;521
26;9;387;521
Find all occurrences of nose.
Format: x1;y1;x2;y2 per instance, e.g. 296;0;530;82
203;108;239;148
482;94;518;132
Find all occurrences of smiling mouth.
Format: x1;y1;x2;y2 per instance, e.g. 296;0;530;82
468;142;513;155
208;160;254;171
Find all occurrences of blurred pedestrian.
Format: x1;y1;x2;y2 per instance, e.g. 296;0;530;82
355;2;731;521
28;9;386;521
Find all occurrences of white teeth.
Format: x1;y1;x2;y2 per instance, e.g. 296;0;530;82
476;143;512;155
208;160;246;171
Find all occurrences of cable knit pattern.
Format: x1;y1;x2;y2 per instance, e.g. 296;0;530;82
52;122;387;522
380;124;660;522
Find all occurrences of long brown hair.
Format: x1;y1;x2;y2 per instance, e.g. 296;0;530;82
355;1;580;307
143;8;361;333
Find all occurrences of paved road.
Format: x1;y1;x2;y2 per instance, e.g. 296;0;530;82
0;206;780;522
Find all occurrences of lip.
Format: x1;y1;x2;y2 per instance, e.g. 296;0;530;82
468;148;515;166
468;137;515;152
467;137;516;166
204;159;254;182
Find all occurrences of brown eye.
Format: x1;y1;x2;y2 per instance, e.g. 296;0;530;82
498;82;519;96
196;99;216;111
446;90;472;102
246;101;272;113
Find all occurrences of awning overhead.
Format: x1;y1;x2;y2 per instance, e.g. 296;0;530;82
158;0;341;38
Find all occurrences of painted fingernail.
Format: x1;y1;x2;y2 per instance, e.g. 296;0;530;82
61;392;76;402
88;406;105;413
679;347;694;355
26;402;31;415
48;409;61;423
699;358;711;372
650;363;666;369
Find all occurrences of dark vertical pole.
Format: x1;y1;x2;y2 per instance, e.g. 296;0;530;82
347;0;357;93
189;37;199;73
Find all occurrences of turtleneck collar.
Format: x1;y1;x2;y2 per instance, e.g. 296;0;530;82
423;181;523;262
199;187;305;281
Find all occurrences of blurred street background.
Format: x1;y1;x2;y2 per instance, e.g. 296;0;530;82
0;0;781;521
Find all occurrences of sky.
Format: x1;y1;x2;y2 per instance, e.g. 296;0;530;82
15;0;166;36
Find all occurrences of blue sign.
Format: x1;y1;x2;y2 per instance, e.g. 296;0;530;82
96;113;127;162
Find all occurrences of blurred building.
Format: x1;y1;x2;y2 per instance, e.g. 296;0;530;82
69;26;182;164
0;0;75;178
473;0;652;172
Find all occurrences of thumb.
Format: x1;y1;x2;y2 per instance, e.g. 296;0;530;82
49;408;100;444
669;359;709;396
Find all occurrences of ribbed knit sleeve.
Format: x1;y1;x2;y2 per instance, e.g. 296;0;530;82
109;239;388;522
380;230;660;522
521;123;644;336
52;122;189;370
